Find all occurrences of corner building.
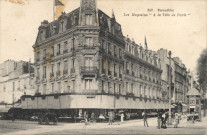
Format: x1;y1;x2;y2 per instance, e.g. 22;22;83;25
22;0;168;116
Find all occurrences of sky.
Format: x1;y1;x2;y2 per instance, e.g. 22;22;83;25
0;0;206;75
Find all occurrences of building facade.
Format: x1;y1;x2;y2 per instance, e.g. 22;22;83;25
21;0;168;116
0;60;35;104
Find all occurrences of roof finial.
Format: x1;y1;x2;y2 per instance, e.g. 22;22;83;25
145;36;148;50
112;9;116;21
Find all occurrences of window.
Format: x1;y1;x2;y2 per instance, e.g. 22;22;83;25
51;83;54;93
43;66;46;78
114;64;116;74
108;43;110;53
119;49;121;57
102;39;105;49
85;57;93;67
51;65;54;74
114;83;116;93
132;46;134;54
43;49;46;58
119;84;121;94
37;52;40;59
60;21;64;32
64;61;68;70
57;44;61;54
126;82;128;92
114;46;116;56
86;14;92;25
85;79;93;90
108;82;111;93
51;46;54;56
58;82;61;92
37;85;39;93
102;81;104;92
131;83;134;93
119;66;121;75
37;68;40;76
64;41;68;50
86;37;93;47
43;84;46;94
57;62;60;72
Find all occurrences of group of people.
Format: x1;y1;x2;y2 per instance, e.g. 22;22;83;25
157;111;169;129
142;111;182;129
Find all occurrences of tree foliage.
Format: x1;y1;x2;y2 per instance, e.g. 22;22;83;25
197;48;207;93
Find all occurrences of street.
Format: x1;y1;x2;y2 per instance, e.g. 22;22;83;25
1;116;207;135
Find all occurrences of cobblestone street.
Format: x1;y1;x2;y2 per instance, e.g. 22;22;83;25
1;117;207;135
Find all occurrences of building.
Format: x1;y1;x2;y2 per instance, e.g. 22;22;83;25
157;49;175;101
21;0;168;117
0;60;35;104
173;57;188;103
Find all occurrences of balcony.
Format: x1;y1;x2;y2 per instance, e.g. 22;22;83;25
80;67;98;77
63;49;68;54
108;70;112;75
36;58;40;62
126;69;129;74
82;44;96;49
63;69;68;75
114;72;117;77
56;52;60;56
50;73;54;78
132;71;135;76
71;68;75;74
50;73;55;81
50;54;54;58
56;71;61;76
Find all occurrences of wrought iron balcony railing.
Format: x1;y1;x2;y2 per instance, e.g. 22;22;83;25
63;69;68;75
50;73;54;78
81;67;98;74
56;71;61;76
63;49;68;54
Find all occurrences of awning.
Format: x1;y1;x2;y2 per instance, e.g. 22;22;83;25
0;107;10;113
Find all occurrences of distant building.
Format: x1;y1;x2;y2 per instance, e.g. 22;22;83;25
0;60;35;104
157;49;191;105
21;0;167;116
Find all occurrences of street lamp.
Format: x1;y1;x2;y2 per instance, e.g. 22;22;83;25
168;51;172;125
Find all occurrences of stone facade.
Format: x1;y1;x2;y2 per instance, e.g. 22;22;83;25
0;60;35;104
27;0;167;110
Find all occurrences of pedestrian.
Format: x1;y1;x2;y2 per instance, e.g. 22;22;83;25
157;111;162;129
174;113;179;128
142;111;149;127
108;111;113;125
90;112;95;122
161;112;165;128
84;111;88;125
120;113;124;123
162;112;168;129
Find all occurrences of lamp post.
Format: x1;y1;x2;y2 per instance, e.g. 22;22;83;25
168;51;172;125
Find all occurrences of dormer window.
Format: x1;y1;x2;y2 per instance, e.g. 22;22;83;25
86;14;92;25
59;21;65;33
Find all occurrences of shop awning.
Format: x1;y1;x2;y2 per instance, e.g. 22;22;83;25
0;107;10;113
